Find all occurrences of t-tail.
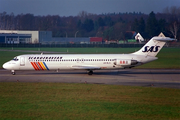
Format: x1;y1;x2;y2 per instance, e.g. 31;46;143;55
133;36;175;57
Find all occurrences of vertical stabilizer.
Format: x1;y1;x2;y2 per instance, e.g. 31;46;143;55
133;37;175;57
158;32;166;37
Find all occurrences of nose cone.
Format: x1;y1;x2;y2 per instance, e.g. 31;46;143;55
3;62;11;70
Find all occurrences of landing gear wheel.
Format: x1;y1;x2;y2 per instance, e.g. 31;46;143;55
12;72;15;75
11;70;15;75
88;70;93;75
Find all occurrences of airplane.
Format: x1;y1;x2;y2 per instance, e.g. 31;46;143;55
3;36;175;75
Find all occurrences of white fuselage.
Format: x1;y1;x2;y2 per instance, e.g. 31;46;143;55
3;53;157;71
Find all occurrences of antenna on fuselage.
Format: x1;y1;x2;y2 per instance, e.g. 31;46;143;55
41;52;43;55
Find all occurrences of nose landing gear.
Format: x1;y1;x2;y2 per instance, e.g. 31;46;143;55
87;70;93;75
11;70;15;75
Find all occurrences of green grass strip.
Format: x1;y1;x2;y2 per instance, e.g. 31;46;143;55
0;83;180;120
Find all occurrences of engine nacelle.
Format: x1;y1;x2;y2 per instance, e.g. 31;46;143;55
114;59;138;66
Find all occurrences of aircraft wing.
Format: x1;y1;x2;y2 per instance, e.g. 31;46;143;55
71;65;101;70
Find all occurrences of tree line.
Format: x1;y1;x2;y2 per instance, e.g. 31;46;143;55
0;6;179;41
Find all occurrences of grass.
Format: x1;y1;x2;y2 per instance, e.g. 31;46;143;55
0;82;180;120
0;47;137;53
0;47;180;68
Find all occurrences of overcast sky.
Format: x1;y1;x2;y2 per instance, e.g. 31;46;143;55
0;0;180;16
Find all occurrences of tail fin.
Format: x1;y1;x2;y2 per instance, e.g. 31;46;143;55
133;36;175;57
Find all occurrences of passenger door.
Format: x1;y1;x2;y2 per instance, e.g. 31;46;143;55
20;57;25;66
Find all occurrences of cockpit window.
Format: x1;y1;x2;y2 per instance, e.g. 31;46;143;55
13;57;19;61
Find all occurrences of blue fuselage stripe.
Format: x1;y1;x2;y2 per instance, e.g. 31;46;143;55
43;62;49;70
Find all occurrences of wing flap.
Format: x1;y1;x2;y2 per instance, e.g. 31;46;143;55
71;65;101;70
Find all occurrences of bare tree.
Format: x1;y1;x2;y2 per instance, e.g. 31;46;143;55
163;6;180;15
78;11;88;21
169;21;179;39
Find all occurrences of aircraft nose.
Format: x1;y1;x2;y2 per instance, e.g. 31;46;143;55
3;62;10;70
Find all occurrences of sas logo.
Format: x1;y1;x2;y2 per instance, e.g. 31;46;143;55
142;46;160;52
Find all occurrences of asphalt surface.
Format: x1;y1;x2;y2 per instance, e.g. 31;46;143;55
0;69;180;88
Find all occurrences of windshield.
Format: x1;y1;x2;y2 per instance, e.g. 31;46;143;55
13;57;19;61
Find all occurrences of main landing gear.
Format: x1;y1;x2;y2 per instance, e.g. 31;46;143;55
11;70;15;75
87;70;93;75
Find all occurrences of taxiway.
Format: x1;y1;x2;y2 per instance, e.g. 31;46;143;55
0;69;180;88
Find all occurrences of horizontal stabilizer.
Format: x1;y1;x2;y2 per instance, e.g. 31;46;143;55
152;37;175;41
